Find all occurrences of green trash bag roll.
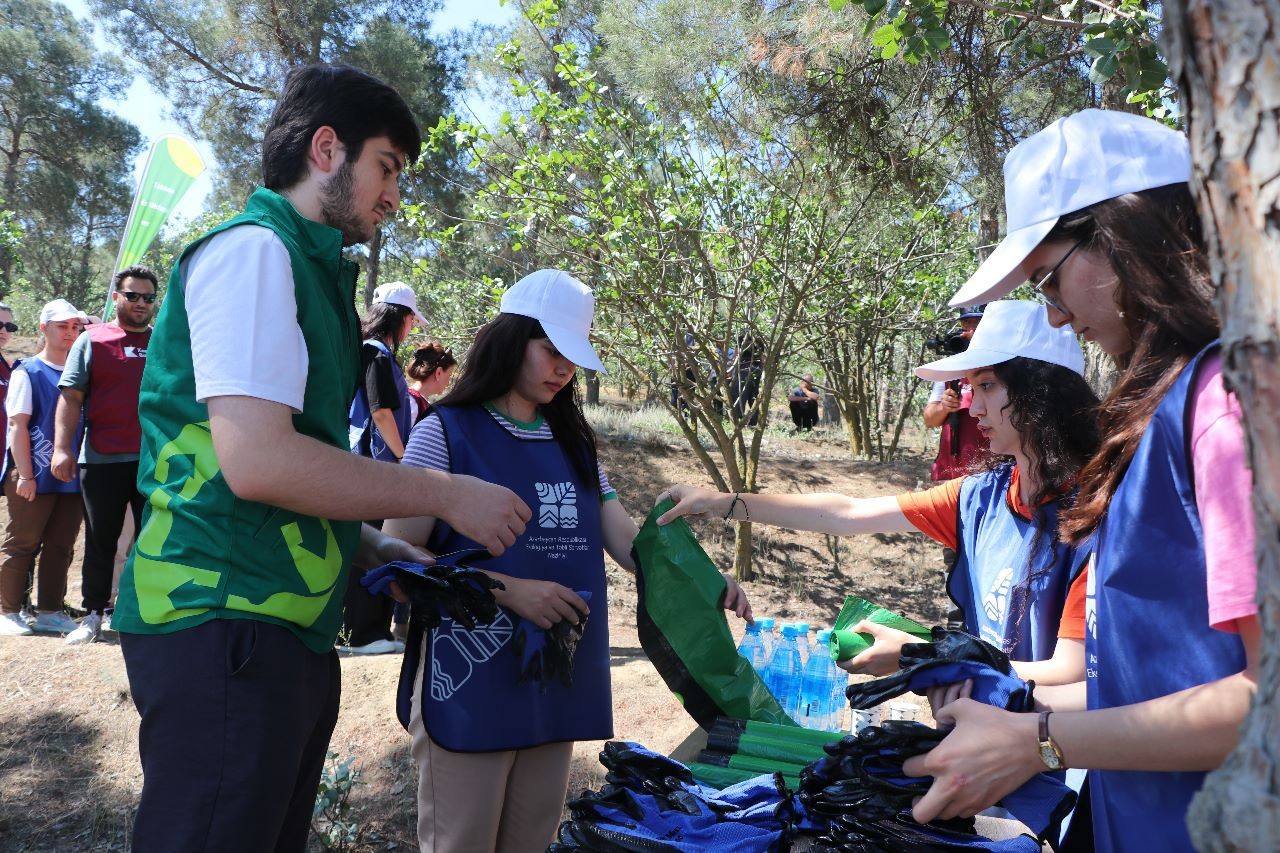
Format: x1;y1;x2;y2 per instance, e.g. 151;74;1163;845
632;500;794;728
830;595;932;662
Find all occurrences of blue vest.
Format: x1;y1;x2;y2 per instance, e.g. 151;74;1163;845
396;404;612;751
1085;342;1245;853
3;358;83;494
949;464;1087;662
347;339;411;463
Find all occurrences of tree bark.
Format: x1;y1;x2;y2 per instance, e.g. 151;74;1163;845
1165;1;1280;848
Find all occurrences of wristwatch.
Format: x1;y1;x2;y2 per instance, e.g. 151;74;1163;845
1038;711;1066;770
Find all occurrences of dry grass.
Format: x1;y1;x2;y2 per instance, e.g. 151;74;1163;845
0;344;948;850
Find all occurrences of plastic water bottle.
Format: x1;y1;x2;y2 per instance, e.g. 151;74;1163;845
827;640;851;732
765;625;803;718
794;622;812;666
757;617;777;659
737;621;768;675
798;627;839;727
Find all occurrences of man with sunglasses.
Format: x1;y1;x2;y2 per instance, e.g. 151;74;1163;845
51;266;157;645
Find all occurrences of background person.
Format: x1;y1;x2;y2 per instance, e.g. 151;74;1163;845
109;64;530;853
787;373;821;431
404;341;456;426
923;306;988;481
0;303;15;462
385;269;751;852
340;281;428;655
901;109;1258;853
0;300;86;637
52;266;158;645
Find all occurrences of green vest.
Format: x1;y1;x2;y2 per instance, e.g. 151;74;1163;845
112;188;363;653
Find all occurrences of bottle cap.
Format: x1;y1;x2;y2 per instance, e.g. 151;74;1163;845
781;625;798;638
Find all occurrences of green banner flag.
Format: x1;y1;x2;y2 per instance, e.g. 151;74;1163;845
105;135;205;318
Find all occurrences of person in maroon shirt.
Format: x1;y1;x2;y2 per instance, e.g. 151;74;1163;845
0;303;14;460
51;267;157;645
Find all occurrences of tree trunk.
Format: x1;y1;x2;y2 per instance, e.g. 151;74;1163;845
363;228;383;307
585;370;600;405
1165;1;1280;848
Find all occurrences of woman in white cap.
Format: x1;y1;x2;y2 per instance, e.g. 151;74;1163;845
340;281;430;655
901;109;1258;853
383;269;751;852
0;300;86;636
657;299;1099;683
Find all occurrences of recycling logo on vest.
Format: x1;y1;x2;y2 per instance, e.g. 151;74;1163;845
538;481;579;528
430;611;515;701
980;567;1015;648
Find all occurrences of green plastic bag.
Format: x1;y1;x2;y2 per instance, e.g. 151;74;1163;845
632;500;794;728
829;595;932;662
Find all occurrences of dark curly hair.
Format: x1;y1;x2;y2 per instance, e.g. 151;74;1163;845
978;356;1101;650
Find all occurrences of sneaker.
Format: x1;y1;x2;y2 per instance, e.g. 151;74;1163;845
65;612;103;646
19;606;36;627
32;611;80;634
0;612;34;636
102;612;113;632
336;638;405;656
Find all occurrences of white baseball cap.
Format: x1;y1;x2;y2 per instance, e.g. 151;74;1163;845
949;109;1191;308
372;281;427;325
915;300;1084;381
500;269;606;374
39;299;88;325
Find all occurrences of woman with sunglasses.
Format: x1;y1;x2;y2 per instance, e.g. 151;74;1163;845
657;300;1099;685
901;110;1258;853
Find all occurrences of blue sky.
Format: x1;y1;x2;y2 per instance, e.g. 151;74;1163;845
62;0;514;226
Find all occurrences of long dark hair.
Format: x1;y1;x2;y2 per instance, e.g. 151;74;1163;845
975;356;1100;651
1053;183;1217;544
362;302;414;354
438;313;599;492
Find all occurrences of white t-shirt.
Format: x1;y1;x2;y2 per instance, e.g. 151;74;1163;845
4;356;62;418
185;225;309;411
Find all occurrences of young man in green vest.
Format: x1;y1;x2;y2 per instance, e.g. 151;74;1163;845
111;64;532;852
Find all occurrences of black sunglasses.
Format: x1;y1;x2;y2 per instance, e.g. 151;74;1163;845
118;291;157;304
0;322;16;333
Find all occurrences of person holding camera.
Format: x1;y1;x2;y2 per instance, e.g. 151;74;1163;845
923;306;988;481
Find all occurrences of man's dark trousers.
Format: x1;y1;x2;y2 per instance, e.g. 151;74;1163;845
121;619;341;852
79;461;144;613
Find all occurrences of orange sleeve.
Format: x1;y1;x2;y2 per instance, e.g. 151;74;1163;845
1057;567;1088;640
895;477;964;551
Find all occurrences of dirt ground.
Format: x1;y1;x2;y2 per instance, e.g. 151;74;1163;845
0;333;948;851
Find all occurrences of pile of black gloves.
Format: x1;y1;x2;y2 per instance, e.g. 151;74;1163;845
359;551;503;630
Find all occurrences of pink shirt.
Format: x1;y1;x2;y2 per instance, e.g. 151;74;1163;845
1191;353;1257;632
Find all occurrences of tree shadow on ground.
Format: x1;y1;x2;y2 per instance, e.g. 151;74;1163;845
0;711;133;852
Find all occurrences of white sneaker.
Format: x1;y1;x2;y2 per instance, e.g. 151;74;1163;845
33;611;80;634
336;638;404;656
102;612;113;632
0;612;34;636
65;612;103;645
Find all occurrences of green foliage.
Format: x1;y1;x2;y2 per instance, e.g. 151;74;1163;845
311;751;365;853
838;0;1172;118
0;0;140;299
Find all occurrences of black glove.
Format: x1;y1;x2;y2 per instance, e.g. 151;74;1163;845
900;627;1013;673
513;591;590;690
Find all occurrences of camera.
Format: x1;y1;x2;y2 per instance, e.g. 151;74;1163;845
926;329;970;356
